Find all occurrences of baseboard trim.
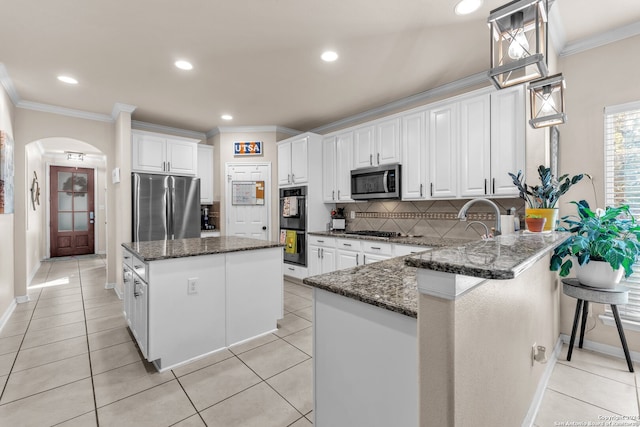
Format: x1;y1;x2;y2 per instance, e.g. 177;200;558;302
0;299;18;333
559;333;640;363
521;337;564;427
110;283;123;300
15;295;31;304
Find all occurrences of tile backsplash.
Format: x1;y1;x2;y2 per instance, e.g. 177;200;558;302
337;198;525;239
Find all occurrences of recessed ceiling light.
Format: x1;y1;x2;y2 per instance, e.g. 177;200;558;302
454;0;483;15
321;51;339;62
57;75;78;85
175;60;193;70
221;114;233;121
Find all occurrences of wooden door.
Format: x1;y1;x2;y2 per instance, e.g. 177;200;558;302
50;166;95;257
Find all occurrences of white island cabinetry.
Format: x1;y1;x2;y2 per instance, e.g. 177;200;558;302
122;238;283;371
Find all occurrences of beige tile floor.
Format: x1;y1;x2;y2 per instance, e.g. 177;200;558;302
0;254;638;426
0;255;313;427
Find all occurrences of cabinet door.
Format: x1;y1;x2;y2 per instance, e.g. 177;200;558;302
376;117;401;165
134;279;148;358
278;142;292;186
290;137;309;184
336;132;354;202
401;111;427;200
429;103;458;198
321;247;336;273
353;126;375;169
166;139;197;176
459;95;491;197
363;253;390;265
336;249;359;270
198;144;214;204
491;86;525;196
123;266;133;327
132;133;166;173
309;245;322;276
322;137;337;202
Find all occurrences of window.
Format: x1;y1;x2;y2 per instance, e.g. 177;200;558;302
604;100;640;323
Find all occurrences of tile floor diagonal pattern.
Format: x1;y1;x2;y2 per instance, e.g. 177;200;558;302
0;254;638;426
0;255;313;427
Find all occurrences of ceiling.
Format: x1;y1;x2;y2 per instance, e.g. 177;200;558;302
1;0;639;135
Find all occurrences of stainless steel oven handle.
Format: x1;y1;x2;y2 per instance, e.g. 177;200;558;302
383;171;389;193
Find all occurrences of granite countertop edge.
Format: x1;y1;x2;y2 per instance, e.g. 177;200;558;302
307;230;472;248
122;236;283;262
405;231;572;280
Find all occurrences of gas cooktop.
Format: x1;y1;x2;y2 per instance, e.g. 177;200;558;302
344;230;401;238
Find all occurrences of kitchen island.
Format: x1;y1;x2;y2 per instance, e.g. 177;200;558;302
121;236;283;371
304;231;570;427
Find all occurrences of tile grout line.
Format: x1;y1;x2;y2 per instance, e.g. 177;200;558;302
77;259;101;427
545;387;632;417
171;370;209;426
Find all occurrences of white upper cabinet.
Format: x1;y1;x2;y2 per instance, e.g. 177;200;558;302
376;117;401;165
322;137;337;202
198;144;214;204
429;103;458;198
278;136;309;187
490;86;525;196
335;132;354;202
459;94;491;197
353;125;375;169
132;130;199;176
353;118;401;169
401;110;428;200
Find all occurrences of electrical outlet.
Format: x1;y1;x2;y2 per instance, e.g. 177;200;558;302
187;278;198;295
350;210;356;219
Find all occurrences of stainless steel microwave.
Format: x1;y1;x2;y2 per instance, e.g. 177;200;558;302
350;164;401;200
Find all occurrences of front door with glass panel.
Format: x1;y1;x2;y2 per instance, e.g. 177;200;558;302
50;166;95;257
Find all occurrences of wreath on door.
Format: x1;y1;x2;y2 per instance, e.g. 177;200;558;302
30;171;40;211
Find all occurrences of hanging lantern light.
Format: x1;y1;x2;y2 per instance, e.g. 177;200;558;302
488;0;549;89
528;73;566;128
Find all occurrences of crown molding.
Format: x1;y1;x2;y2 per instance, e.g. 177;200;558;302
560;20;640;57
0;63;22;106
111;103;137;119
311;72;489;135
131;120;206;141
17;100;113;122
207;125;301;139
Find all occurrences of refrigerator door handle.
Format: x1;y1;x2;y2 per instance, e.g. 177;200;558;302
168;176;175;239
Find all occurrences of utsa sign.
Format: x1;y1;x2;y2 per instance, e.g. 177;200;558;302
234;141;263;156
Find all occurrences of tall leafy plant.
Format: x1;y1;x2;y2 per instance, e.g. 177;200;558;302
550;200;640;277
509;165;585;208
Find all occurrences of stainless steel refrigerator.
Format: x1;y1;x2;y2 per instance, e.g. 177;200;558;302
132;173;201;242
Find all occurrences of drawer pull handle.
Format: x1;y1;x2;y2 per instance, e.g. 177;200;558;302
343;243;351;247
288;267;295;271
134;264;143;269
371;246;381;250
318;240;324;243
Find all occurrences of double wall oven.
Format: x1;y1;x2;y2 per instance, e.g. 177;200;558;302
279;186;307;267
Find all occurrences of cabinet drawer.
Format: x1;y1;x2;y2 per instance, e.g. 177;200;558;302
123;250;134;269
309;235;335;247
361;241;393;256
131;256;147;283
336;238;362;251
283;264;308;280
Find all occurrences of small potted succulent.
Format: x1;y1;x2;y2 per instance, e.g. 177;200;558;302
550;200;640;288
509;165;585;231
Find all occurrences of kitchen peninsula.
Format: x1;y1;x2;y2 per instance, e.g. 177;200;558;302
304;231;570;427
121;236;283;371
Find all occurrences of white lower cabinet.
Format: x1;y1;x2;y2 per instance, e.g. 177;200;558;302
361;240;393;265
335;239;362;270
309;236;336;276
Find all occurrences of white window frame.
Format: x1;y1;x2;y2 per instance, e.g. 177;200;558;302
600;100;640;332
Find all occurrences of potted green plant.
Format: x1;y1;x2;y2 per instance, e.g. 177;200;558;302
550;200;640;288
509;165;585;231
525;214;546;232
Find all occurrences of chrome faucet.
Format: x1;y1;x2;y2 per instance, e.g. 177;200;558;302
457;198;501;236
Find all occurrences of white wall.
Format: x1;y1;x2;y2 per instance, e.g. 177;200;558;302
25;143;44;284
0;85;15;315
557;34;640;352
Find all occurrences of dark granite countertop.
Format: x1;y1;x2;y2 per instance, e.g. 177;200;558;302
122;236;282;262
304;256;420;318
308;230;471;248
405;231;571;280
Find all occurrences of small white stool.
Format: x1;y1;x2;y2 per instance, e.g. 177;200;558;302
562;278;634;372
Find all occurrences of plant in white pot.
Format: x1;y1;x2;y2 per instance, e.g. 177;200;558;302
550;200;640;288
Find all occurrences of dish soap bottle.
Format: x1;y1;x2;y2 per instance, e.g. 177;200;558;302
510;207;520;231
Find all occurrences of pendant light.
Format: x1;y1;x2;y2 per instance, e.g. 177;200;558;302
528;73;566;128
488;0;549;89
